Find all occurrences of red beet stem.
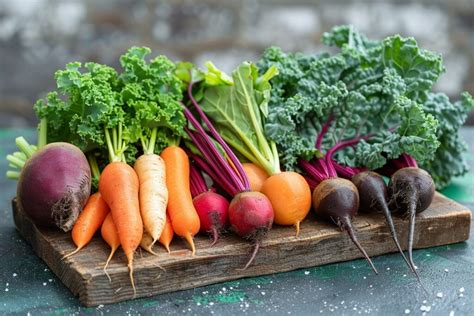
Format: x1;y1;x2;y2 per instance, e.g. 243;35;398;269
183;110;245;194
187;81;250;190
316;114;334;150
190;164;208;198
192;154;236;196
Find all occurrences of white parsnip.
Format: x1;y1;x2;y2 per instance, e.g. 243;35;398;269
134;154;168;246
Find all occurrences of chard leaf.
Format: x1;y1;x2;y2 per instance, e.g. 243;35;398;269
201;61;278;174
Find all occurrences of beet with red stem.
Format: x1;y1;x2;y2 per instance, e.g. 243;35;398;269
300;158;378;274
327;137;418;275
182;76;274;269
351;171;414;274
189;163;230;246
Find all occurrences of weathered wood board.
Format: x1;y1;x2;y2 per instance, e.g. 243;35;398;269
12;192;471;307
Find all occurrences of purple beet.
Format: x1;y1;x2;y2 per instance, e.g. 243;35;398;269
17;142;91;231
388;167;435;276
313;177;378;274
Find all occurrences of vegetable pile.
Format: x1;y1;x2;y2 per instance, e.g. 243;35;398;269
6;25;473;296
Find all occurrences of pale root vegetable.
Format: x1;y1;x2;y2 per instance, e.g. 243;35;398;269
158;212;174;253
261;171;311;236
63;193;109;259
161;146;200;255
228;191;274;269
17;142;91;231
99;162;142;296
101;213;120;282
140;231;159;256
134;154;168;246
242;163;269;192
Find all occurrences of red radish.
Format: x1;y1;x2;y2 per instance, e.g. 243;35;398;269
17;142;91;231
190;163;229;246
183;77;274;269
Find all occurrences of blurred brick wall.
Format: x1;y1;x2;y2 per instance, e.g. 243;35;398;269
0;0;473;127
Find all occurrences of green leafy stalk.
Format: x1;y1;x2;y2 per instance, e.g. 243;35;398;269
119;47;185;155
199;62;281;175
37;118;47;149
6;171;21;180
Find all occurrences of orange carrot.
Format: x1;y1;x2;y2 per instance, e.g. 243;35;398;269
99;162;142;296
63;192;109;259
160;146;200;255
242;163;270;192
101;213;120;282
158;212;174;253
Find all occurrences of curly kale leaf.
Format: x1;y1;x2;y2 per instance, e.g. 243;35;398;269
419;92;474;188
119;47;185;153
34;61;123;152
259;25;446;178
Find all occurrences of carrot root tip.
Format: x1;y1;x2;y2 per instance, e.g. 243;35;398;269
128;260;137;298
184;234;196;256
61;247;82;261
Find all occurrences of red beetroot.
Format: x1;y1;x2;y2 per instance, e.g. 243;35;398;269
183;75;274;270
228;191;274;269
193;191;230;246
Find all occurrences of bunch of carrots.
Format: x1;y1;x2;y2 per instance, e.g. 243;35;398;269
64;144;199;297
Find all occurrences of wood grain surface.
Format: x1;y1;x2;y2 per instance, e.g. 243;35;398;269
12;192;471;307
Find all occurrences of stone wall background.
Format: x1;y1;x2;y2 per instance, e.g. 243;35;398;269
1;0;473;127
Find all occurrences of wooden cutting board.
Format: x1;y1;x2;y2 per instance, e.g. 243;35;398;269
12;192;471;307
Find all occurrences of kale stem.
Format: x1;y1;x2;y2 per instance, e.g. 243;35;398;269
87;153;101;182
118;123;123;155
104;128;118;162
38;118;48;148
112;127;118;154
147;127;158;155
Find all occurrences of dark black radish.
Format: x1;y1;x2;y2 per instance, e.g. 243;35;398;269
388;167;435;274
352;171;413;273
312;177;378;274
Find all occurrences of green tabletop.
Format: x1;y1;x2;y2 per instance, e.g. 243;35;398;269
1;128;473;315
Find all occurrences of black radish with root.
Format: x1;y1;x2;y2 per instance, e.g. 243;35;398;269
312;177;378;274
388;166;435;275
351;171;414;272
